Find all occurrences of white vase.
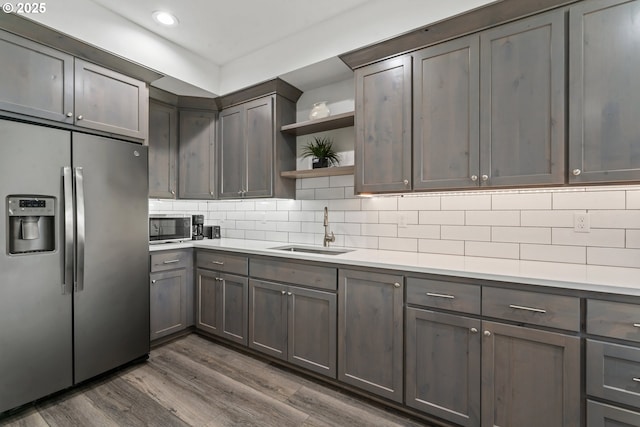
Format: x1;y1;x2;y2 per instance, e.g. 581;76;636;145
309;101;330;120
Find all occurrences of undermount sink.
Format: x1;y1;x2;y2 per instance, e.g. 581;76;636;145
270;245;353;255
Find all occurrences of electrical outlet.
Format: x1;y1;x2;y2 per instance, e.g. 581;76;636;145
574;212;590;233
398;213;407;228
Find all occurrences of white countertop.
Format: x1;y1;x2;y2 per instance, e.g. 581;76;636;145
150;238;640;297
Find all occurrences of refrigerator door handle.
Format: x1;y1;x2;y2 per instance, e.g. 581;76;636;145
63;167;74;295
74;167;85;292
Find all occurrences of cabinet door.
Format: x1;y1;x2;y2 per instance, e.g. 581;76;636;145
413;35;480;190
74;59;148;140
288;286;337;378
481;321;580;427
218;105;245;198
179;110;216;199
338;269;403;402
355;56;412;194
587;400;640;427
406;308;481;427
150;269;187;341
149;100;178;198
249;279;287;360
219;273;248;345
569;0;640;183
480;11;565;187
0;30;74;123
196;269;220;335
244;96;274;198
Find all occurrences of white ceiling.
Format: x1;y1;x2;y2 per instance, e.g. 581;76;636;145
24;0;496;96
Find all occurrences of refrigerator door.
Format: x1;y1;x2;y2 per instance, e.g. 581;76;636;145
0;119;73;412
72;133;149;383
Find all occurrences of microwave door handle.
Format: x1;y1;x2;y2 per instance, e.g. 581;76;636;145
74;167;85;293
63;167;74;295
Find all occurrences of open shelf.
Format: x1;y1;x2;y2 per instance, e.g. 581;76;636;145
280;165;355;179
281;111;355;136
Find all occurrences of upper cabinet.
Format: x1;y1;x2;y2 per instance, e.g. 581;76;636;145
0;30;149;141
148;100;178;199
219;94;297;199
355;56;412;194
569;0;640;184
179;110;216;199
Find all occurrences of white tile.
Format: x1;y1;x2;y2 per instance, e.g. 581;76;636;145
521;210;574;227
300;177;330;189
553;191;626;210
441;226;491;241
379;211;419;225
398;225;440;239
301;200;328;211
492;193;552;210
344;187;357;199
345;211;378;223
552;228;625;248
276;221;301;232
235;201;256;211
628;190;640;209
235;220;256;230
198;202;209;211
379;237;418;252
344;235;379;249
296;189;316;200
334;223;361;236
289;211;315;222
225;229;245;239
148;199;169;211
361;197;398;211
255;200;277;211
264;231;289;242
328;199;361;211
245;230;266;240
520;244;586;264
398;196;440;211
320;210;344;223
277;199;301;211
288;233;317;244
627;230;640;249
420;211;465;225
173;201;198;211
255;221;277;231
226;211;246;220
441;194;491;210
466;211;520;226
588;247;640;268
301;222;324;233
329;174;354;188
315;187;345;199
361;223;397;237
244;211;264;221
264;211;289;221
208;212;226;221
590;210;640;229
465;241;519;259
492;227;551;244
418;239;465;255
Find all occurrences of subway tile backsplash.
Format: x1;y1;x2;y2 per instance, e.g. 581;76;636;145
149;176;640;269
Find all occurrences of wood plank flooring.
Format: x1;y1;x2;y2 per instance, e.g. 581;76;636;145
1;334;433;426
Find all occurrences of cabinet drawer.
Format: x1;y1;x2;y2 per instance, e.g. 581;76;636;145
197;250;248;276
587;400;640;427
587;339;640;409
587;300;640;343
150;250;191;273
482;287;580;331
250;258;336;291
407;277;480;315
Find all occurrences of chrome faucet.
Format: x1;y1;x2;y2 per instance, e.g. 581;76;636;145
323;206;335;247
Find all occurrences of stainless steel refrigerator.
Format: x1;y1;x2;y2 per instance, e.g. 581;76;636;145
0;118;149;413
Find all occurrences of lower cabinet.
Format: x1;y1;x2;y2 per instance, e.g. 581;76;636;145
249;279;337;378
150;269;188;341
196;268;248;345
338;269;404;403
587;400;640;427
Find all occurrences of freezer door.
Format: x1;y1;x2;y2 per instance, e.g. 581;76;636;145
0;119;73;413
72;133;149;383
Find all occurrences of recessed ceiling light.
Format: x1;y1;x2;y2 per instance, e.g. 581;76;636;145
152;11;178;26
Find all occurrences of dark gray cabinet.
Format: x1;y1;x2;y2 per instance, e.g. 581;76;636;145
355;56;412;194
150;269;188;341
569;0;640;183
249;278;337;378
481;321;581;427
179;110;216;199
406;308;481;426
149;100;178;198
412;35;480;190
587;400;640;427
219;95;296;199
479;10;565;187
338;269;403;402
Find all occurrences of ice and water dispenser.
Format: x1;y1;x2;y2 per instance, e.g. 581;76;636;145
7;196;55;254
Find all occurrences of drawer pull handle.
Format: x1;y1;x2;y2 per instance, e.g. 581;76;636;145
509;304;546;314
633;324;640;328
633;378;640;383
426;292;455;299
210;261;224;265
162;259;180;264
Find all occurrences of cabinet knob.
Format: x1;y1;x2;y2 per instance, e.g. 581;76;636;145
484;330;491;337
481;175;489;182
470;327;478;334
151;279;157;284
287;292;292;296
238;190;243;195
403;179;409;186
393;282;401;288
572;169;582;176
66;112;73;118
171;190;175;196
281;290;286;295
471;175;478;182
77;115;83;121
210;191;214;196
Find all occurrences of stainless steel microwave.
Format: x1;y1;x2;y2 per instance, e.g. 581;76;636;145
149;215;191;244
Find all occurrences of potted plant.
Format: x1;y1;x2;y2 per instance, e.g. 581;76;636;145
301;136;340;169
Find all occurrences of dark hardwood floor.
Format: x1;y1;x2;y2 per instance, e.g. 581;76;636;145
1;335;432;426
